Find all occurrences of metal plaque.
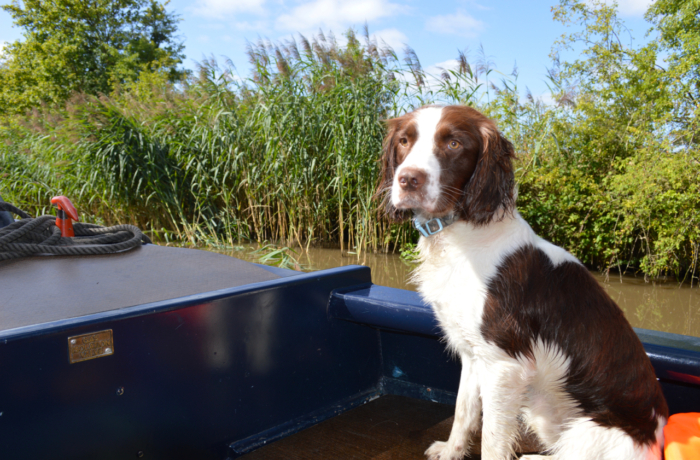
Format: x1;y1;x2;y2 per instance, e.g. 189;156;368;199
68;330;114;364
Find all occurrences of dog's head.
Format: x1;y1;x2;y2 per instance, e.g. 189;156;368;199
377;105;516;226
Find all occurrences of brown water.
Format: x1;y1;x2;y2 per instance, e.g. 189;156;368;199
213;244;700;338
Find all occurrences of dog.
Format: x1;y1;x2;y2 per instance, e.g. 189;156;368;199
377;105;668;460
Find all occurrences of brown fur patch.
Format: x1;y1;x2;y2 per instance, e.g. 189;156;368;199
480;245;669;446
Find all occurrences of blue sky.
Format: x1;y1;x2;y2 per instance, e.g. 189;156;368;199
0;0;656;99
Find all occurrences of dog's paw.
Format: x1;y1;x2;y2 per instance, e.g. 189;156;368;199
424;440;466;460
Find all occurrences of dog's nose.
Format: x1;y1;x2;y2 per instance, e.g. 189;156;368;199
398;168;427;191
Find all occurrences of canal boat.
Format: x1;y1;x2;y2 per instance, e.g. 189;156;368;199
1;243;699;459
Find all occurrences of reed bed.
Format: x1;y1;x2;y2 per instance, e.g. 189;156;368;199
1;28;698;282
0;30;484;254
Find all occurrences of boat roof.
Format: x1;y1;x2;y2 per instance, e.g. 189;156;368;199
0;244;294;333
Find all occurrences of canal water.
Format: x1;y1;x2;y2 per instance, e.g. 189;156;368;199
212;244;700;339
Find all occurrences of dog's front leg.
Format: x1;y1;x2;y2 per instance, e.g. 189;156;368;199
479;359;524;460
425;354;481;460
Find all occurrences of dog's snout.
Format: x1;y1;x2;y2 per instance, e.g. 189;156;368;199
398;168;427;192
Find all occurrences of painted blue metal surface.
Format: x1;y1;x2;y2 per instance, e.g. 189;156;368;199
0;195;13;228
0;265;379;460
330;284;700;415
3;255;700;460
329;285;441;337
379;331;460;402
645;343;700;415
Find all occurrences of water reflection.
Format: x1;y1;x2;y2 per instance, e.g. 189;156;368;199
596;273;700;337
212;245;700;339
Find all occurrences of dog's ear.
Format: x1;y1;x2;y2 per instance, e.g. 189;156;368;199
462;120;516;225
375;117;410;222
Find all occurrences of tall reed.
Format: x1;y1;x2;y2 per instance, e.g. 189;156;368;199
1;27;697;283
0;29;481;253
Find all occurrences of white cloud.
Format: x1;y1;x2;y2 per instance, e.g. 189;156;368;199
191;0;267;18
275;0;400;32
233;20;269;31
597;0;654;16
617;0;654;16
537;92;556;106
423;59;461;86
371;28;408;51
425;59;460;74
425;11;485;38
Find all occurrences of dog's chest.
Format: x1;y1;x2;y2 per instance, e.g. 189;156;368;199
414;239;500;351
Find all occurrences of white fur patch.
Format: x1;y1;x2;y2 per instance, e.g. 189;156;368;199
534;236;581;267
519;338;579;447
550;417;664;460
391;107;444;212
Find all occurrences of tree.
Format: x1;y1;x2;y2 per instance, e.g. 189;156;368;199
0;0;185;116
527;0;699;279
646;0;700;147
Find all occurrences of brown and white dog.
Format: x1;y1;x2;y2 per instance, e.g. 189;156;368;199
377;105;668;460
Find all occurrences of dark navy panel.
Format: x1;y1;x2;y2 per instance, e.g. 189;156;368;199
646;343;700;414
661;380;700;416
331;284;700;414
329;285;441;337
0;195;13;228
380;377;456;405
379;331;460;395
0;266;380;460
646;343;700;383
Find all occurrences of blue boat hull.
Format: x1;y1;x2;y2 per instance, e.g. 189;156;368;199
1;246;698;459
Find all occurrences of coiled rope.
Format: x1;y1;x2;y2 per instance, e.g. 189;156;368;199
0;202;151;262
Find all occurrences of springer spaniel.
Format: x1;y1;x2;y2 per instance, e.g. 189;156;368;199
378;105;668;460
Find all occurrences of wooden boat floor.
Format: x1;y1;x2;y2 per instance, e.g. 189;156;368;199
240;395;464;460
240;395;546;459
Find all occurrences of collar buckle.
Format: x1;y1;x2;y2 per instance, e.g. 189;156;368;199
414;217;446;237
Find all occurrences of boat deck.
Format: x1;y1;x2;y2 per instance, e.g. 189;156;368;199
239;394;546;459
239;395;456;460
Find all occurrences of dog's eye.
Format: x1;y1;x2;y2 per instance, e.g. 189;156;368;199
447;140;461;150
399;138;408;146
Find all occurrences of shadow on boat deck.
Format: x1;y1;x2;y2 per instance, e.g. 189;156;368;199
239;395;457;459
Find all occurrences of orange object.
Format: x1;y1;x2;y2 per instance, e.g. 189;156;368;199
51;196;79;237
665;413;700;460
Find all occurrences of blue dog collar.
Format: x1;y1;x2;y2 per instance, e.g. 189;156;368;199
413;214;457;237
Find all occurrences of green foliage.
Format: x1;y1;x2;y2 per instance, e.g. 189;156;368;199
647;0;700;142
0;0;185;116
399;242;420;264
1;7;699;285
251;243;302;271
516;0;700;281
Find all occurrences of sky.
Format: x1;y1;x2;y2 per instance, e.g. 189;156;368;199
0;0;656;99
